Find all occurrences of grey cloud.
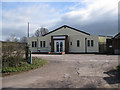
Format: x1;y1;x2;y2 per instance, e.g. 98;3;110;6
51;4;118;36
2;1;118;41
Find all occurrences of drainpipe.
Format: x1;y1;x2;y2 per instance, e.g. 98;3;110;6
85;38;87;53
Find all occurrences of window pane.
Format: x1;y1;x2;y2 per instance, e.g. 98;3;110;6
88;40;90;47
35;41;37;47
43;41;45;47
56;42;59;52
32;42;34;47
77;40;79;47
60;42;63;52
40;41;42;47
91;40;94;47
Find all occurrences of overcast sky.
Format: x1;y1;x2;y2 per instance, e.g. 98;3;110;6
1;0;119;40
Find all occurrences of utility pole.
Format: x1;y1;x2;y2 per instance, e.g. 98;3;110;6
27;22;32;64
26;22;29;63
28;22;29;38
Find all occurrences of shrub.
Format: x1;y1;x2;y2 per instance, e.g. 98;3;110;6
2;42;28;67
2;58;47;74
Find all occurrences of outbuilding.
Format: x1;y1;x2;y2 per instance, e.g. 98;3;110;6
107;33;120;55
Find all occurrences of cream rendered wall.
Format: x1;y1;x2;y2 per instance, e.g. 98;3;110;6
87;35;99;53
28;37;38;52
37;35;51;52
46;27;89;53
69;35;86;52
28;36;51;52
28;27;99;53
46;27;89;36
69;35;99;53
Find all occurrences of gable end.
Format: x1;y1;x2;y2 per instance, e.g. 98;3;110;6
43;25;90;36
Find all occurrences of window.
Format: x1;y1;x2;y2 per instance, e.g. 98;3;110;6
70;42;72;45
77;40;80;47
43;41;45;47
32;41;37;47
88;40;90;47
40;41;42;47
35;41;37;47
88;40;94;47
40;41;45;47
32;42;34;47
91;40;94;47
50;42;51;46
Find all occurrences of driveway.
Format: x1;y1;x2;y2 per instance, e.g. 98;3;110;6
2;54;119;88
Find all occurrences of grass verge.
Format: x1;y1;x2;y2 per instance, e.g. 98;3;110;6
2;57;47;76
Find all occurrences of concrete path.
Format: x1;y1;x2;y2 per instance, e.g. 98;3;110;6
2;54;119;88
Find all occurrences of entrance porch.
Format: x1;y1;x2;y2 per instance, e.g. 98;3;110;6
51;35;69;53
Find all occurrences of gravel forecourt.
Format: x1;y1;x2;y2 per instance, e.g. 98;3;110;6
2;54;119;88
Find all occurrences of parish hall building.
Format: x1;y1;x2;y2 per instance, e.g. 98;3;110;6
28;25;111;54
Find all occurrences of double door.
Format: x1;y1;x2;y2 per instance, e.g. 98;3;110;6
54;40;65;53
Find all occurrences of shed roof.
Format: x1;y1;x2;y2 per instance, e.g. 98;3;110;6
114;33;120;39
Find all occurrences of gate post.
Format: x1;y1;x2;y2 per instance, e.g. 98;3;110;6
30;50;32;64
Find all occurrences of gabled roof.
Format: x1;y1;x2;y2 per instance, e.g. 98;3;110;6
43;25;90;36
114;32;120;39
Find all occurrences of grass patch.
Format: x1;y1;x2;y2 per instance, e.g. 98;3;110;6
2;57;47;76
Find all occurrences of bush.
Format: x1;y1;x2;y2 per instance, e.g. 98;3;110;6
2;56;24;67
2;42;28;67
2;67;18;73
2;58;47;74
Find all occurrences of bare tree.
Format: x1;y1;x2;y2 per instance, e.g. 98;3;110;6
20;36;27;43
35;29;41;37
40;27;48;36
35;27;48;37
6;34;19;42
